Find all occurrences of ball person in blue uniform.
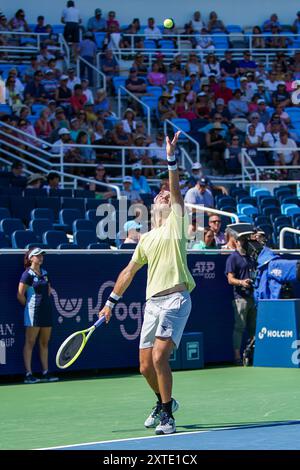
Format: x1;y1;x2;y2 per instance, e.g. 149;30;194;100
17;248;58;384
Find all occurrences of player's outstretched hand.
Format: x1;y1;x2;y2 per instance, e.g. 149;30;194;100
99;305;112;323
166;131;181;157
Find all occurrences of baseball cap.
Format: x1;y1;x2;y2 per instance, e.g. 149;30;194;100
60;74;68;80
198;177;208;186
123;220;142;232
258;99;265;104
28;247;46;259
58;128;70;136
123;176;133;183
95;8;102;14
45;69;53;74
216;98;225;105
167;80;175;85
240;76;247;82
197;92;206;97
132;163;142;171
192;162;202;170
27;173;46;184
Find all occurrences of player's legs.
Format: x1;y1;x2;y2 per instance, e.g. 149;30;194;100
23;327;40;374
139;347;159;393
38;327;52;372
152;337;174;403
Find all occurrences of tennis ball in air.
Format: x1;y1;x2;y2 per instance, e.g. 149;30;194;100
163;18;174;29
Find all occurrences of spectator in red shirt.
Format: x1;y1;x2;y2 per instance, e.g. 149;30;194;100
106;11;120;31
70;84;87;113
214;78;233;105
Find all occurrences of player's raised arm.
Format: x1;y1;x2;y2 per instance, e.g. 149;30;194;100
166;131;184;212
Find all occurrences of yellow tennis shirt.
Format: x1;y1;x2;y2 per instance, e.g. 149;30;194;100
132;207;196;300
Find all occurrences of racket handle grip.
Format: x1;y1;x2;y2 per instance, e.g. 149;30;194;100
94;316;106;328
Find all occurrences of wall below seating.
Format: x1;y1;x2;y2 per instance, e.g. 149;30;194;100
4;1;300;30
1;252;300;375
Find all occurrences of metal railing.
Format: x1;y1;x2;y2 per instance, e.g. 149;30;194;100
164;119;200;163
118;86;151;134
279;227;300;250
185;203;239;223
76;55;106;90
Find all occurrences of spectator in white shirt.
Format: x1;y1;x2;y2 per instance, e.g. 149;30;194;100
61;0;81;42
144;17;162;44
122;108;137;135
191;11;206;32
262;120;281;164
274;131;299;170
148;132;167;165
246;113;265;138
66;67;81;91
81;79;94;104
264;71;280;92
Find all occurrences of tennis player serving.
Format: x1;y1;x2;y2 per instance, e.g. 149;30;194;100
99;131;195;435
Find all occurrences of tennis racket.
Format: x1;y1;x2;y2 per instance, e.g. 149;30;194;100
56;316;106;369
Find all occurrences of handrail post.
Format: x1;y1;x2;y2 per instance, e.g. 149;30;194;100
122;149;125;180
60;145;64;188
118;88;121;118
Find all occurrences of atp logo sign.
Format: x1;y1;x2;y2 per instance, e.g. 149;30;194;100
192;261;215;279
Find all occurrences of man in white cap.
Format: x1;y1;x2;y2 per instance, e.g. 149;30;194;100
121;176;143;204
131;163;151;194
188;162;228;195
51;128;73;154
165;80;177;104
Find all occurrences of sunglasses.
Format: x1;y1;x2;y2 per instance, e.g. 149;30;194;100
210;220;221;223
232;138;239;141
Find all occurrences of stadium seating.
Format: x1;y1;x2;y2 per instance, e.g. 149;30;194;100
29;219;54;241
72;219;96;232
43;231;69;248
59;209;82;232
0;218;24;238
73;230;98;248
11;230;38;249
0;231;10;248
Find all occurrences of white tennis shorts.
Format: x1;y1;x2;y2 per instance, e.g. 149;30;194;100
139;291;191;349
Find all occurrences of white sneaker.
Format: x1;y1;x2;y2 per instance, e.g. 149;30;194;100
144;398;179;428
155;412;176;435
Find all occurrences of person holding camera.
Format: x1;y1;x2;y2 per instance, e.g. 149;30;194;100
225;236;257;365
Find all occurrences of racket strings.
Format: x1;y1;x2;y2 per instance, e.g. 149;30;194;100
57;333;85;367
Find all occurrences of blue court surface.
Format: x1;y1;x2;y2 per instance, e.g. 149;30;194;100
43;421;300;450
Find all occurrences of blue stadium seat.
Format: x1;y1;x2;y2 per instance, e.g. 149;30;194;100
281;204;300;216
225;77;236;90
146;86;163;97
49;189;73;197
237;215;253;223
255;223;273;241
73;230;98;248
238;196;257;206
119;243;138;249
23;188;47;197
0;104;12;114
10;196;35;223
74;190;93;198
32;104;47;115
26;243;48;249
104;116;119;130
141;96;159;115
292;213;300;227
94;32;106;48
88;242;111;249
86;209;97;221
0;207;11;221
72;219;95;232
158;39;175;49
62;197;85;215
11;230;38;249
259;197;278;210
216;196;236;209
36;197;61;219
280;196;299;206
112;76;127;96
262;206;281;217
230;187;249;198
29;219;54;241
144;39;156;49
59;209;82;232
250;187;271;197
0;218;24;238
0;231;10;248
85;200;102;211
57;243;79;249
273;186;293;198
43;230;69;248
52;24;65;34
227;24;243;33
237;204;258;217
254;215;270;226
31;208;55;222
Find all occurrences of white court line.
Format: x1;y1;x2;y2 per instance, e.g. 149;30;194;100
37;429;212;450
37;420;300;450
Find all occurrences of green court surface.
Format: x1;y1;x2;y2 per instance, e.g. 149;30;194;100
1;366;300;449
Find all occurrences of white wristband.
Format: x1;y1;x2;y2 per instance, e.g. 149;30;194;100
105;291;121;309
167;154;176;162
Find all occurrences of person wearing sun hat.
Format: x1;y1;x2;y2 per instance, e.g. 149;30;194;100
131;162;151;194
26;173;46;189
158;91;177;121
17;247;59;384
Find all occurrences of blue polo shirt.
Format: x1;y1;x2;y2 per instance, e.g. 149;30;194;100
225;250;256;299
20;268;53;327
